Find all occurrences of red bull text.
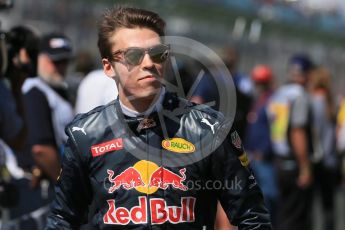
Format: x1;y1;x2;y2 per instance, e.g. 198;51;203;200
103;196;196;225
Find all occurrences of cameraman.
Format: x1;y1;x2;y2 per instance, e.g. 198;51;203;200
0;25;53;229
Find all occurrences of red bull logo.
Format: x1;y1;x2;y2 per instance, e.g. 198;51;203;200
107;167;145;193
106;160;188;194
149;167;188;191
91;138;123;157
103;196;196;225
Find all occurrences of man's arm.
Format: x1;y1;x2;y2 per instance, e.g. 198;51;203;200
45;137;92;229
23;87;61;179
0;80;24;146
211;128;272;229
289;94;312;188
290;127;312;188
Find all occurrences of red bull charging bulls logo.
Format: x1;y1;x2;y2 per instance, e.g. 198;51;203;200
107;167;145;193
106;160;188;194
104;160;195;225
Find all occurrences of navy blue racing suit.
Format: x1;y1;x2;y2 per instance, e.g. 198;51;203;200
46;92;271;229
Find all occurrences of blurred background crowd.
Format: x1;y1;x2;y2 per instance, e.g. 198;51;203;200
1;0;345;229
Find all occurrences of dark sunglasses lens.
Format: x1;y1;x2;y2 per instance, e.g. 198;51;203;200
149;45;170;63
125;48;145;65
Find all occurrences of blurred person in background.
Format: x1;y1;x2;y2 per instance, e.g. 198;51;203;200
190;46;253;131
3;25;40;163
0;26;37;212
267;54;314;230
191;47;254;230
65;50;96;106
223;47;253;139
308;66;337;230
75;69;118;114
21;33;74;185
1;26;39;151
245;64;277;227
336;94;345;188
0;25;53;228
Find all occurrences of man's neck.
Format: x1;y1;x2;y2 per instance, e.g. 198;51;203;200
40;73;65;86
119;87;164;116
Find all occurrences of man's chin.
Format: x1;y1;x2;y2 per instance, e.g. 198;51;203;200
124;87;161;102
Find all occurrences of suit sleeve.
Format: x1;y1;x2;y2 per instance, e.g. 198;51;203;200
45;133;92;229
211;124;272;229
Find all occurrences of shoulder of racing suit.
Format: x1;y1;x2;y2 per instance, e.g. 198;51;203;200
65;92;242;160
47;92;272;229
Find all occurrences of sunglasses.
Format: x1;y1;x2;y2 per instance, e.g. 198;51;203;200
110;44;170;66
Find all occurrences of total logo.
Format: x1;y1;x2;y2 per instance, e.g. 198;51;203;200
103;196;196;225
106;160;188;195
91;138;123;157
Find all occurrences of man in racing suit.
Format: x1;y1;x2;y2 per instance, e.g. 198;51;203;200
46;6;271;229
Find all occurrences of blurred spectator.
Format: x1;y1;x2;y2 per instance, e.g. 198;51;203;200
21;32;74;182
308;66;337;230
222;47;253;139
1;26;40;151
0;25;52;228
336;94;345;187
65;50;96;106
191;46;253;136
0;78;23;149
75;69;118;114
267;54;314;230
189;69;219;110
245;64;277;227
337;96;345;154
191;46;253;230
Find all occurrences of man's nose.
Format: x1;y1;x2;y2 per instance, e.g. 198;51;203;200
140;53;155;68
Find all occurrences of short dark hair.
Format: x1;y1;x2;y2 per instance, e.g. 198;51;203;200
97;6;166;59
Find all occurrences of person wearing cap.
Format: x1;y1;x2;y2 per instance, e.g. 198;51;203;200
21;32;74;183
266;55;314;230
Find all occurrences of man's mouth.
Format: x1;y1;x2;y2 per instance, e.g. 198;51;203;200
138;75;156;81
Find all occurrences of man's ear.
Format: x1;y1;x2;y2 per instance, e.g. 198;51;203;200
102;58;116;78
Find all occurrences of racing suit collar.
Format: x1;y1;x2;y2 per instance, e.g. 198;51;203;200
115;88;180;133
119;87;166;118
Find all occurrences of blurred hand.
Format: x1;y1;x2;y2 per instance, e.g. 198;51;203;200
32;144;61;182
297;167;313;189
30;166;42;189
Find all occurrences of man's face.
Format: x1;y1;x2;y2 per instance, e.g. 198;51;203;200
38;54;69;80
103;27;166;102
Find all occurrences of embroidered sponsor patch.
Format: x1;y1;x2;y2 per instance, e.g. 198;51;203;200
238;152;250;167
231;131;242;149
91;138;123;157
137;118;157;131
162;138;195;153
